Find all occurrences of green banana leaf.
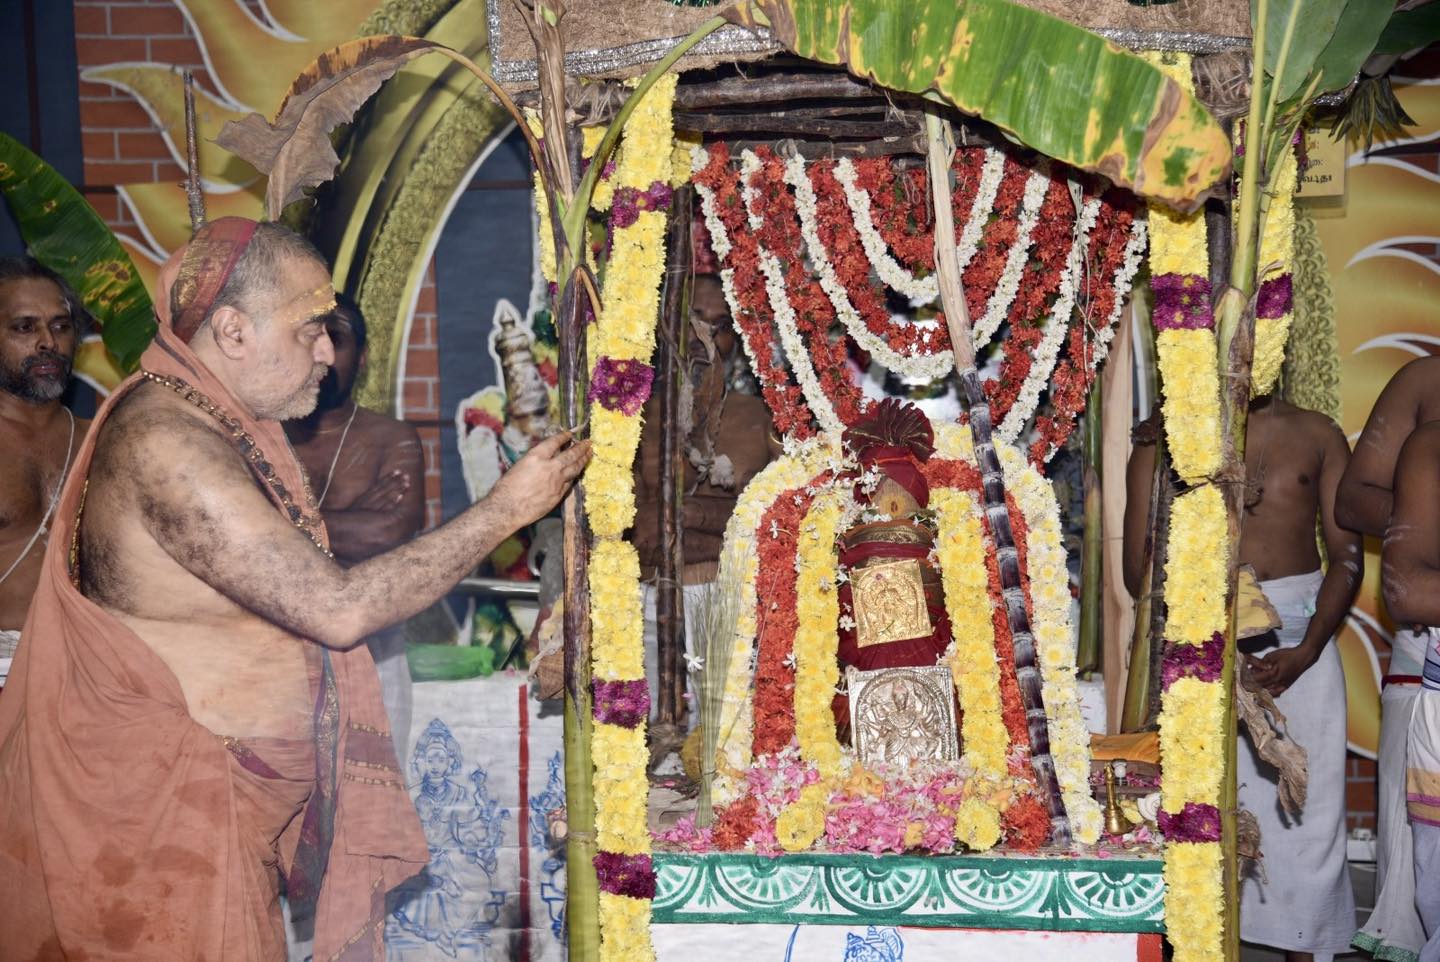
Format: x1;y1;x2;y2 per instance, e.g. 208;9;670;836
1310;0;1395;95
1373;4;1440;56
1257;0;1348;101
0;133;155;371
725;0;1231;211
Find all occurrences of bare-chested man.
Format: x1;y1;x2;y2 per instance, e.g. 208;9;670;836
633;275;774;738
287;293;424;763
1125;395;1362;962
0;218;588;961
1379;421;1440;962
0;258;89;678
1339;357;1440;962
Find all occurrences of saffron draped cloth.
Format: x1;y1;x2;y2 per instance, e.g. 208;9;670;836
0;218;426;961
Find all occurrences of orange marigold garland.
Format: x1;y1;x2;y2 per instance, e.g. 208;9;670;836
692;143;814;438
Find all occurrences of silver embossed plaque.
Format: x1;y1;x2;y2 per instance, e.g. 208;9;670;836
847;664;959;767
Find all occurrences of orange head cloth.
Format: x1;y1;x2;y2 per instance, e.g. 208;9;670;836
166;216;259;343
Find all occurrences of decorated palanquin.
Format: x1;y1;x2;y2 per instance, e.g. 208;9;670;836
672;137;1149;854
496;2;1257;959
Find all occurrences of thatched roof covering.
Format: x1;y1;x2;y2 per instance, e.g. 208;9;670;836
488;0;1250;90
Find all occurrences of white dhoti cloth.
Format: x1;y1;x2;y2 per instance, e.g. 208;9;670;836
1408;629;1440;962
1356;626;1428;962
1238;569;1355;957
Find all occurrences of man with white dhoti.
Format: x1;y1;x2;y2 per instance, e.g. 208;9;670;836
1126;395;1363;962
1338;357;1440;962
1379;419;1440;962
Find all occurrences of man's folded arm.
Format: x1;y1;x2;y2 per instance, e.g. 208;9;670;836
133;418;587;649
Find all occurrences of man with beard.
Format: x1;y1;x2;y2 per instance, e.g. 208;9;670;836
0;257;89;681
0;219;589;961
286;294;424;762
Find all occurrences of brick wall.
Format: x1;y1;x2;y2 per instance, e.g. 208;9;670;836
72;0;444;527
403;267;445;531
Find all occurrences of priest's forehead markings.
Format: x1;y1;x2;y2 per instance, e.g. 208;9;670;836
280;283;337;325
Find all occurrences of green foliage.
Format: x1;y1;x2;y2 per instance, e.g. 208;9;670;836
1312;0;1395;94
0;133;154;371
726;0;1231;210
1257;0;1347;100
1374;4;1440;56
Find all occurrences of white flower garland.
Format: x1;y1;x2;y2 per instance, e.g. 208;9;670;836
786;155;955;381
932;422;1100;841
693;146;781;430
834;157;939;304
995;195;1102;445
691;145;732;259
711;437;840;805
971;168;1054;349
1001;444;1103;843
740;149;845;437
1036;214;1149;463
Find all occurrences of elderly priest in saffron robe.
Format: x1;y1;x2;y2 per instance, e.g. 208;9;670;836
0;218;589;961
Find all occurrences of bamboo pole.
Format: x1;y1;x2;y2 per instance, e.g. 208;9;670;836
926;108;1071;845
653;187;693;751
1077;380;1103;676
557;272;599;962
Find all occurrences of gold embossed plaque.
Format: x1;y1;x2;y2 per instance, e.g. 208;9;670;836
850;558;932;649
847;665;959;766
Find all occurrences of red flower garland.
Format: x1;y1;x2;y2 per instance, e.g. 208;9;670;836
957;156;1029;321
694;144;815;439
809;162;948;360
987;179;1079;424
1028;190;1138;464
855;159;934;273
750;478;824;755
752;149;867;426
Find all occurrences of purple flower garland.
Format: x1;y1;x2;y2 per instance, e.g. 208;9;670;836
592;678;650;728
611;181;675;230
1158;802;1222;843
1162;632;1225;689
588;357;655;416
593;851;657;899
1151;273;1214;331
1256;274;1293;319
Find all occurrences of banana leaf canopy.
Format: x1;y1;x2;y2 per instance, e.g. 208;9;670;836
487;0;1249;90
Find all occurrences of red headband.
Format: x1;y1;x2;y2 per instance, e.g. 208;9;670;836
169;216;260;344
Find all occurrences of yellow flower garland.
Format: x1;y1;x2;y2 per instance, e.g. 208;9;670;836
955;796;1003;851
1158;677;1226;811
598;891;655;962
712;438;839;805
1164;843;1225;962
1143;52;1222;486
776;783;829;852
590;538;645;681
1142;50;1229;962
1155;329;1223;483
1250;146;1298;397
1163;485;1231;644
592;722;652;854
932;488;1012;796
563;76;677;962
793;491;845;779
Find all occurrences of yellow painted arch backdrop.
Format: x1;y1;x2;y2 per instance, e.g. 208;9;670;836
1317;77;1440;758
